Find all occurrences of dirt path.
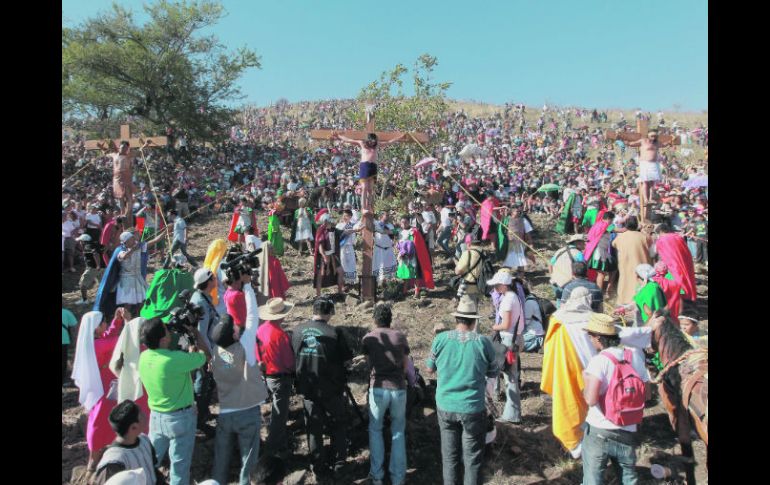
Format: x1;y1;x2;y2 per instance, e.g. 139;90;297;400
62;212;707;484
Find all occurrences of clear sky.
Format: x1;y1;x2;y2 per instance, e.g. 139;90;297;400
62;0;708;112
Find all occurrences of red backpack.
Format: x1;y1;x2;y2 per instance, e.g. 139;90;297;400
599;348;646;426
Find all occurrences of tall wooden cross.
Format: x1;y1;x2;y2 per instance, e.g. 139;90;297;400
605;118;681;221
84;124;168;227
310;104;429;302
84;124;168;151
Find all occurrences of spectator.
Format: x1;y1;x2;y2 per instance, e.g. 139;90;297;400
164;210;197;268
138;317;211;485
190;268;221;438
210;282;269;485
257;298;296;460
291;297;353;480
77;234;105;304
548;234;586;304
581;313;651;485
93;399;163;485
425;299;499;485
561;261;604;312
362;304;410;485
62;307;78;386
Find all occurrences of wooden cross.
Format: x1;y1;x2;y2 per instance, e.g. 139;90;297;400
604;118;681;146
310;104;429;302
84;124;168;152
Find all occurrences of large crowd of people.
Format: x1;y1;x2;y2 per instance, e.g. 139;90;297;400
62;100;707;485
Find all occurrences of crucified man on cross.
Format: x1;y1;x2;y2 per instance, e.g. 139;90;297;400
330;131;406;212
101;139;150;227
625;129;676;221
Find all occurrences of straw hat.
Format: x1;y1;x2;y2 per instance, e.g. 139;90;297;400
259;298;295;321
451;296;481;319
567;234;587;244
584;313;619;336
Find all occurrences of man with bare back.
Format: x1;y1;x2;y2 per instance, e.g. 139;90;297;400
626;129;675;221
106;140;149;225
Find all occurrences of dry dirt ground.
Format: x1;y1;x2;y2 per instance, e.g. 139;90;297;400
62;212;708;484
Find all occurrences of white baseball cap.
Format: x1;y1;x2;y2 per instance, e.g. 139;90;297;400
194;267;214;286
486;270;513;287
76;234;92;242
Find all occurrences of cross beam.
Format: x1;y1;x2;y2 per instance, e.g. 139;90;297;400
84;124;168;151
310;129;429;144
604;119;681;146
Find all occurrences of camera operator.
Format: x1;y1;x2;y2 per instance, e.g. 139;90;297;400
210;281;269;485
138;317;211;485
190;268;220;438
291;297;353;481
221;248;261;328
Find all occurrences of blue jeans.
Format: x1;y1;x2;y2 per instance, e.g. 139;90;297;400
582;423;638;485
437;226;453;254
437;409;486;485
368;388;407;484
150;406;196;485
212;405;262;485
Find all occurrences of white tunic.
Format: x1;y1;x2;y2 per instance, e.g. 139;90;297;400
336;221;360;285
373;221;398;282
116;243;149;305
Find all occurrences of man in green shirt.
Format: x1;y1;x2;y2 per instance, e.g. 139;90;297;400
425;300;499;485
62;308;78;386
139;318;210;485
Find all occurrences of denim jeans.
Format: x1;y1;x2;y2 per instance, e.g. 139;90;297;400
496;334;521;422
193;369;214;427
368;388;407;484
437;409;486;485
437;226;453;254
149;406;196;485
212;405;262;485
582;423;638;485
264;375;293;457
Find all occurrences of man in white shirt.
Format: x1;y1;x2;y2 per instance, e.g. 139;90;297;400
581;313;651;485
164;210;198;268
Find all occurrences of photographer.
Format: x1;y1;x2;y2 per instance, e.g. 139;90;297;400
291;297;353;480
210;282;269;485
190;268;220;438
138;317;211;485
223;269;249;328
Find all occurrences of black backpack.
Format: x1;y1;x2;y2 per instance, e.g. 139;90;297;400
476;250;496;297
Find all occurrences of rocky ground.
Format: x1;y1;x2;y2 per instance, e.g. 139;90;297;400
62;212;708;484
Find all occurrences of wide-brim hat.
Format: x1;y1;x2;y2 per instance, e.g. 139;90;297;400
451;297;481;319
567;234;586;244
584;312;619;336
259;298;295;320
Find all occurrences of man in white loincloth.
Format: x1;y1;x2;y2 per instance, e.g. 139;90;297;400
626;129;676;221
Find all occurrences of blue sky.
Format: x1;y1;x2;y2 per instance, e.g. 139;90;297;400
62;0;708;112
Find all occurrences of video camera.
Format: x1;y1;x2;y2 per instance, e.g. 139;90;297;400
166;289;204;345
221;245;262;283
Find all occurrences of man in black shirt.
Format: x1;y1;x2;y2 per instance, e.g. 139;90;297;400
291;297;353;480
76;234;104;304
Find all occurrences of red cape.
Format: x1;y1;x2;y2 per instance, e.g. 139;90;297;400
653;275;682;319
411;229;435;289
135;216;146;236
583;209;609;260
656;233;697;301
227;209;258;242
268;254;290;299
480;197;499;241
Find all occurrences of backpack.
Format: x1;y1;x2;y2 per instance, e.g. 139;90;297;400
476;251;495;296
525;294;555;333
600;348;646;426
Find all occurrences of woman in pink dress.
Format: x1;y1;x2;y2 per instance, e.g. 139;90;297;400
71;308;128;471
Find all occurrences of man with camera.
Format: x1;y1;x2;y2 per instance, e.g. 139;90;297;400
291;297;354;480
190;268;220;438
210;281;270;485
138;317;211;485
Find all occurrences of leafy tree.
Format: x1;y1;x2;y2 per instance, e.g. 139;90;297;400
344;54;452;209
62;0;260;141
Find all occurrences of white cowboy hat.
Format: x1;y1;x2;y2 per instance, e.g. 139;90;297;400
259;298;295;321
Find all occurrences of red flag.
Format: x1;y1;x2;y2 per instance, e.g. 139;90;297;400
135;216;146;238
227;210;239;242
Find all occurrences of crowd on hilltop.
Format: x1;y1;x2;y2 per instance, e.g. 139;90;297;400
62;100;707;485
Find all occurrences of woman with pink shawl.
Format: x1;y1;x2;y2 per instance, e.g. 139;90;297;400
71;309;127;472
